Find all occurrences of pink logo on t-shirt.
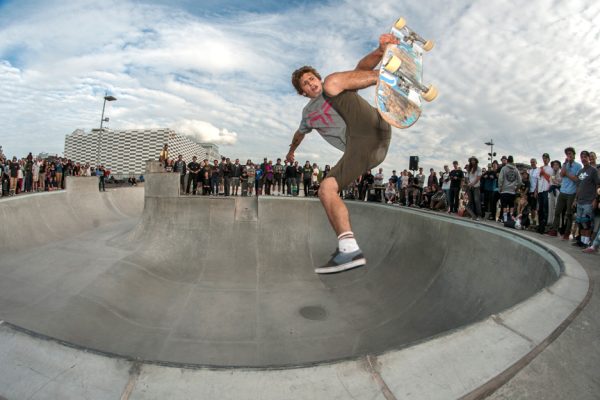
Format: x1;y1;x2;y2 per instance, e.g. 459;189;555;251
308;101;333;127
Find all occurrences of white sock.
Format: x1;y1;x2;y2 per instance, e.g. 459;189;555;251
338;231;359;253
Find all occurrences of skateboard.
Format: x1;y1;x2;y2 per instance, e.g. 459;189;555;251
376;17;437;129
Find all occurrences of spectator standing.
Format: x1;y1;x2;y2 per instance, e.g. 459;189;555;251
548;147;582;239
210;160;220;195
285;161;296;196
8;157;19;196
255;164;263;195
427;168;438;188
231;158;242;196
246;160;256;196
374;167;384;201
186;156;200;195
482;161;499;220
97;165;106;192
302;161;312;197
273;158;285;195
528;158;540;226
264;161;274;195
498;155;522;222
24;153;33;192
465;157;482;220
222;158;233;196
240;165;249;196
55;159;63;190
174;155;187;194
312;163;321;185
536;153;553;233
360;170;374;201
448;161;463;213
548;160;562;226
441;165;451;211
573;151;600;247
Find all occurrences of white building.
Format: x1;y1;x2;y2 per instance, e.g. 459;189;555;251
64;128;219;177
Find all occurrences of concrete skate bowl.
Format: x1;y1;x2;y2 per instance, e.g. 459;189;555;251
0;174;577;373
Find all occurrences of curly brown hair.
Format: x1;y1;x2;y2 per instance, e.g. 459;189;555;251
291;66;321;95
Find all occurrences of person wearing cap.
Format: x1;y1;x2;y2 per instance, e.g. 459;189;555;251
547;147;582;238
536;153;554;233
573;151;600;247
498;155;522;222
500;156;508;171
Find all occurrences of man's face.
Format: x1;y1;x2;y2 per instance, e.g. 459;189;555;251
235;159;239;164
453;162;459;169
566;151;575;162
542;156;550;165
530;159;537;168
580;153;590;166
299;72;323;98
192;157;197;162
178;156;182;161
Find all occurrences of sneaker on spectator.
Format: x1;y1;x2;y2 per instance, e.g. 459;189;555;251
582;246;598;254
546;229;558;237
315;249;366;274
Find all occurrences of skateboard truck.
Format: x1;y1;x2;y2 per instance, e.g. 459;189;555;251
394;17;434;51
383;54;438;102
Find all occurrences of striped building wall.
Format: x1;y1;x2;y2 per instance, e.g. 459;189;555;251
64;128;219;176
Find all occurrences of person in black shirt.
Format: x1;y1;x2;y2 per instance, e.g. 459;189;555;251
359;170;374;201
449;160;464;213
285;161;296;196
186;156;200;195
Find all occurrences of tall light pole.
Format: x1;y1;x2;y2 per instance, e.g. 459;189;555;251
97;92;117;165
485;139;496;165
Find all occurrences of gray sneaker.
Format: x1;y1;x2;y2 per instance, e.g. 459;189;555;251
315;249;366;274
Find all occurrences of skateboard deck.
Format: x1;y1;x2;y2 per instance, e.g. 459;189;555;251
376;18;437;129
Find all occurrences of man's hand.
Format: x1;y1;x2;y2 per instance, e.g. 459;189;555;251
378;33;400;53
286;151;295;164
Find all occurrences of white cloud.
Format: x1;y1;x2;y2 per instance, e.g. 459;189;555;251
172;119;237;145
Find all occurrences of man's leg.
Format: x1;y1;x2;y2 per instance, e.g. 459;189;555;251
318;178;352;235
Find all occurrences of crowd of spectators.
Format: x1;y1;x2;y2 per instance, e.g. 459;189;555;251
0;149;125;197
4;144;599;255
342;148;599;255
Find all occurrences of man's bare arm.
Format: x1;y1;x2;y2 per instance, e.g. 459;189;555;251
286;130;304;163
323;33;399;97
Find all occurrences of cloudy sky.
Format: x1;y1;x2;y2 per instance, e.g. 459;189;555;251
0;0;599;173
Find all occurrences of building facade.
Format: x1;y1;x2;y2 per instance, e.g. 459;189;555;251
64;128;219;176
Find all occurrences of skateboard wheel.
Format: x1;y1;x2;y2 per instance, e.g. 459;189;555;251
422;85;438;102
422;40;434;51
384;56;402;74
394;17;406;30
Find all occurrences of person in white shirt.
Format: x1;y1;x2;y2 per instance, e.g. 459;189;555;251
536;153;554;233
529;158;540;226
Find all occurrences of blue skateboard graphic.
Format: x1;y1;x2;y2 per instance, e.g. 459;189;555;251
376;17;437;129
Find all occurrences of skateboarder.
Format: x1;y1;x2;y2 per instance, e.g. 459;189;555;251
286;33;398;274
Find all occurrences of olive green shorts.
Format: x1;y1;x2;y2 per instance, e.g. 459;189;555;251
325;91;392;189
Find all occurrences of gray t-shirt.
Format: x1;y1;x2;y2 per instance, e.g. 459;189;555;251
576;165;600;204
298;94;347;151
